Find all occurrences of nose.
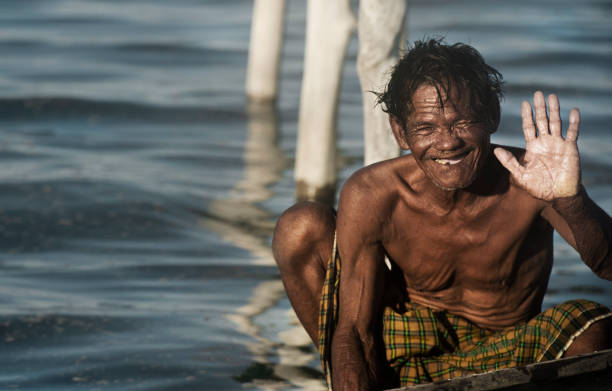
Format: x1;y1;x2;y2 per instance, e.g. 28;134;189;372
436;128;464;151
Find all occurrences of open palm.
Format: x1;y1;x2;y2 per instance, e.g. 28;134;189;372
493;91;581;201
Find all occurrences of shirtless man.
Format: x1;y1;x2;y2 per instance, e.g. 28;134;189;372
272;39;612;390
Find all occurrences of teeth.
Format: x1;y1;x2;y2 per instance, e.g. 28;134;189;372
435;158;463;165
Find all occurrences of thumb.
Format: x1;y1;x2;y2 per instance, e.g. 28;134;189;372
493;147;524;177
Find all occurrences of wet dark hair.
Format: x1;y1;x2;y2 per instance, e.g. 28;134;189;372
377;38;504;132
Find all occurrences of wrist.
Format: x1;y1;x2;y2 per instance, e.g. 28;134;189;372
550;185;587;215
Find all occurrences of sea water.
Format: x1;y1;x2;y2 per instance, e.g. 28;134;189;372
0;0;610;390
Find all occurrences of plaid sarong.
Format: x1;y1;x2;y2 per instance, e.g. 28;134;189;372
383;299;612;385
318;232;340;388
318;236;612;388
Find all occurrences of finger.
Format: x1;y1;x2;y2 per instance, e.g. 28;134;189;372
494;147;524;178
521;101;536;141
533;91;549;136
565;108;580;142
547;94;562;137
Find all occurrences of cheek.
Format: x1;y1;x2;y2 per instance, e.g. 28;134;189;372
406;135;431;155
474;134;491;154
460;128;490;144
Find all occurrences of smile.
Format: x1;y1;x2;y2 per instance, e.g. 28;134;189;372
433;152;469;165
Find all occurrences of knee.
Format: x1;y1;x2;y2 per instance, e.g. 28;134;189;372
589;316;612;349
566;316;612;356
272;202;336;271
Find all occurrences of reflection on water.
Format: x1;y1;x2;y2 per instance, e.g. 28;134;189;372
203;103;326;390
204;102;286;265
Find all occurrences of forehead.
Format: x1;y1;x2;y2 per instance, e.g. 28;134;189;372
409;83;467;118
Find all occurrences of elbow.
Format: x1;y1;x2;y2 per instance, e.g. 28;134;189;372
592;263;612;281
585;244;612;281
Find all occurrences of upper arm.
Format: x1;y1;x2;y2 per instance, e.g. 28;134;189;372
329;170;397;389
335;174;388;334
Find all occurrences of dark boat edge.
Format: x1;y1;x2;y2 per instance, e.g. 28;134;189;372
386;348;612;391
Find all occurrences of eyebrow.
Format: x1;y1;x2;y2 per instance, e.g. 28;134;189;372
410;117;477;130
411;121;436;127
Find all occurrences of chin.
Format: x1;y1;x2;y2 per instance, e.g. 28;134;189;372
423;149;489;191
430;176;477;191
422;163;479;191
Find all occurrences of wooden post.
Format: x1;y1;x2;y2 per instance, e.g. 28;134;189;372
357;0;406;165
294;0;356;205
246;0;286;103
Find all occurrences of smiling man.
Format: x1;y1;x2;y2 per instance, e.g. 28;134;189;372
272;39;612;390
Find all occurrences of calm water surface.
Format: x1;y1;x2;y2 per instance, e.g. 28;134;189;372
1;1;611;390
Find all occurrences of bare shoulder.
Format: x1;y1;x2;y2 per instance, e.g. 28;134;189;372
337;156;416;234
339;156;414;205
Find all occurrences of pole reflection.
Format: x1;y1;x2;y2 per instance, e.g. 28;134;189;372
202;102;326;390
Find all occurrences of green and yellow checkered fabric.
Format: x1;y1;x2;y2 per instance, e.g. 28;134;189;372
318;232;340;388
318;238;612;388
383;299;611;385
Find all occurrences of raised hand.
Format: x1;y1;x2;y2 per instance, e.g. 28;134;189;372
493;91;581;201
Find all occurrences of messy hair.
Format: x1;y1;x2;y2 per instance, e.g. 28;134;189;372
377;38;504;132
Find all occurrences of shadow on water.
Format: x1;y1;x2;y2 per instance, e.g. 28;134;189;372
202;102;327;390
0;182;184;253
0;314;134;348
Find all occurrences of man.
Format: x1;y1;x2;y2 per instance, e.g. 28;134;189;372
272;39;612;390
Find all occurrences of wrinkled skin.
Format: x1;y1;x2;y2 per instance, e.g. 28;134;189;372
273;87;612;391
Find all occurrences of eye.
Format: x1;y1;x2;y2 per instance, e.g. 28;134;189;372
412;126;435;135
455;120;473;127
453;120;481;131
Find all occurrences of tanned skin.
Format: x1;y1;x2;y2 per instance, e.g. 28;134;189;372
272;87;612;390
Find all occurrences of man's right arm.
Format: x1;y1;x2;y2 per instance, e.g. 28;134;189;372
332;173;389;390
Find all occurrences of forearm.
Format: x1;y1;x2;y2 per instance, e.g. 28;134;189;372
552;186;612;279
331;326;384;391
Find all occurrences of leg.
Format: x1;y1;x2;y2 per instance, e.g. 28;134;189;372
272;201;336;345
565;316;612;357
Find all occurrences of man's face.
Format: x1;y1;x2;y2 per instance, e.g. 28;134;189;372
397;84;492;190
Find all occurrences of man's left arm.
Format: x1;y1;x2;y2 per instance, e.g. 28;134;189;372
494;91;611;279
542;187;612;279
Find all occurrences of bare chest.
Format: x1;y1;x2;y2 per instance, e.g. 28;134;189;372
383;197;548;293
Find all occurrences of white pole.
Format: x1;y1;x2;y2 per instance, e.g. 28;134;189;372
357;0;406;165
294;0;356;204
246;0;287;103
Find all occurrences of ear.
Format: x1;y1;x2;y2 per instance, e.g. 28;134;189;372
389;116;411;150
